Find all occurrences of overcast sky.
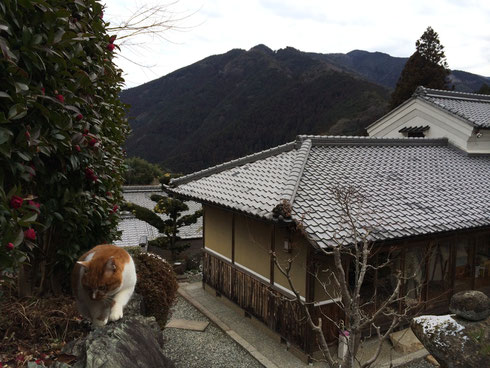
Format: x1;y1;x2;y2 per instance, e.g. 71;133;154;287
103;0;490;89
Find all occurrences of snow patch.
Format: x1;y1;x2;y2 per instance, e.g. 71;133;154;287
414;314;469;348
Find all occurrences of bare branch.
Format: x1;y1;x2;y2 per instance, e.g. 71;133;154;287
269;187;429;367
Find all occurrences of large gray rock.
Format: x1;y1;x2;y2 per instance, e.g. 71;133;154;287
449;290;490;321
411;314;490;368
61;295;174;368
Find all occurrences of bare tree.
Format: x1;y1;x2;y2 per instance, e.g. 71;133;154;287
104;1;196;67
272;186;422;368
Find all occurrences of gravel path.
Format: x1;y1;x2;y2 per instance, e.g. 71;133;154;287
162;296;263;368
164;276;436;368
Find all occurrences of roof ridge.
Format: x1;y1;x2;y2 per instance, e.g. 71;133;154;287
123;185;162;192
415;86;490;102
297;135;448;146
170;141;296;186
281;138;312;204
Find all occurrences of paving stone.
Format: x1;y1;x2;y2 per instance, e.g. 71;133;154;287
166;319;209;331
390;328;424;354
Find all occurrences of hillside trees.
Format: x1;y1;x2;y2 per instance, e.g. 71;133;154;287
390;26;450;109
477;83;490;95
0;0;129;295
124;157;164;185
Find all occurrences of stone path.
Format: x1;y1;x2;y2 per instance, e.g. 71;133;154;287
178;281;431;368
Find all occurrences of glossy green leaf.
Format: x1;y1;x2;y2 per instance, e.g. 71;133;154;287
13;228;24;247
19;212;38;226
8;104;27;120
53;29;65;43
14;82;29;92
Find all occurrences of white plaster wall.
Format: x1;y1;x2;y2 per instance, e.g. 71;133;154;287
368;99;490;153
467;129;490;154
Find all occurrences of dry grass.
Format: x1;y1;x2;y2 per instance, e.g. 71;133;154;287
0;294;90;367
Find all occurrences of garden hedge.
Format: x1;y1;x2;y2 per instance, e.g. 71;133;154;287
0;0;129;293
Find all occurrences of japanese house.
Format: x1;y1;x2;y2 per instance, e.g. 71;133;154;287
168;87;490;357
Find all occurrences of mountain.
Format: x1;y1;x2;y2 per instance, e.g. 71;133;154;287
313;50;490;92
121;45;390;173
310;50;408;89
121;45;490;174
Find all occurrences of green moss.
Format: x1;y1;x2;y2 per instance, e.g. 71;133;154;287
468;328;490;356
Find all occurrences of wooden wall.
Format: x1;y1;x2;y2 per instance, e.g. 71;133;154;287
203;251;341;353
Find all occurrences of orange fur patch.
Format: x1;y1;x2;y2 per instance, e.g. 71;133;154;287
71;244;131;298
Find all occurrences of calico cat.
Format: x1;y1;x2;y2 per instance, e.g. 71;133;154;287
72;244;137;326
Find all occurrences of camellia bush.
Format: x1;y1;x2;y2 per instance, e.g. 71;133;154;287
0;0;129;295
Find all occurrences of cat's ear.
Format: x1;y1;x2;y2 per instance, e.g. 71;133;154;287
77;261;89;268
105;256;116;272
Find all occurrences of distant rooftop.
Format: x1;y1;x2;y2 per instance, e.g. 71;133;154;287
414;86;490;129
116;185;202;247
170;135;490;248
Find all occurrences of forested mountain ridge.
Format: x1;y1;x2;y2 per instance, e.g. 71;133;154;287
122;45;390;173
311;49;490;92
121;45;489;173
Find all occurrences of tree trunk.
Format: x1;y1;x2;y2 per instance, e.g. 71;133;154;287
17;263;33;297
16;228;59;297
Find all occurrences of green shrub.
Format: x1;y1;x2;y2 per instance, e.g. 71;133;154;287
0;0;129;295
124;246;143;258
133;252;178;328
124;157;164;185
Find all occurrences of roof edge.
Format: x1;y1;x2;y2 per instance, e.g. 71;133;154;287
281;138;312;204
415;86;490;102
366;96;418;131
417;95;484;128
122;185;162;193
170;141;296;186
298;135;448;146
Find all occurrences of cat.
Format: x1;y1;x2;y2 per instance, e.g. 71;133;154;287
72;244;137;326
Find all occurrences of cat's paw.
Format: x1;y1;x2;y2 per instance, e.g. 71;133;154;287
93;317;108;327
109;306;123;322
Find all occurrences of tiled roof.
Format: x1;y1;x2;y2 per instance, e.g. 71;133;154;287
170;136;490;247
115;186;202;247
171;143;299;218
414;87;490;128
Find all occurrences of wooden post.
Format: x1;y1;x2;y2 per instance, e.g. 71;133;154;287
423;241;431;311
202;206;206;289
270;224;275;285
470;235;476;290
231;213;235;264
399;245;406;315
305;245;316;359
449;237;456;300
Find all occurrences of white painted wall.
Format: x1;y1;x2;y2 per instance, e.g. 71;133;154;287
367;99;490;154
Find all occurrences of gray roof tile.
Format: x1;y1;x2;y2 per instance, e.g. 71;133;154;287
170;136;490;247
171;147;300;218
415;87;490;128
